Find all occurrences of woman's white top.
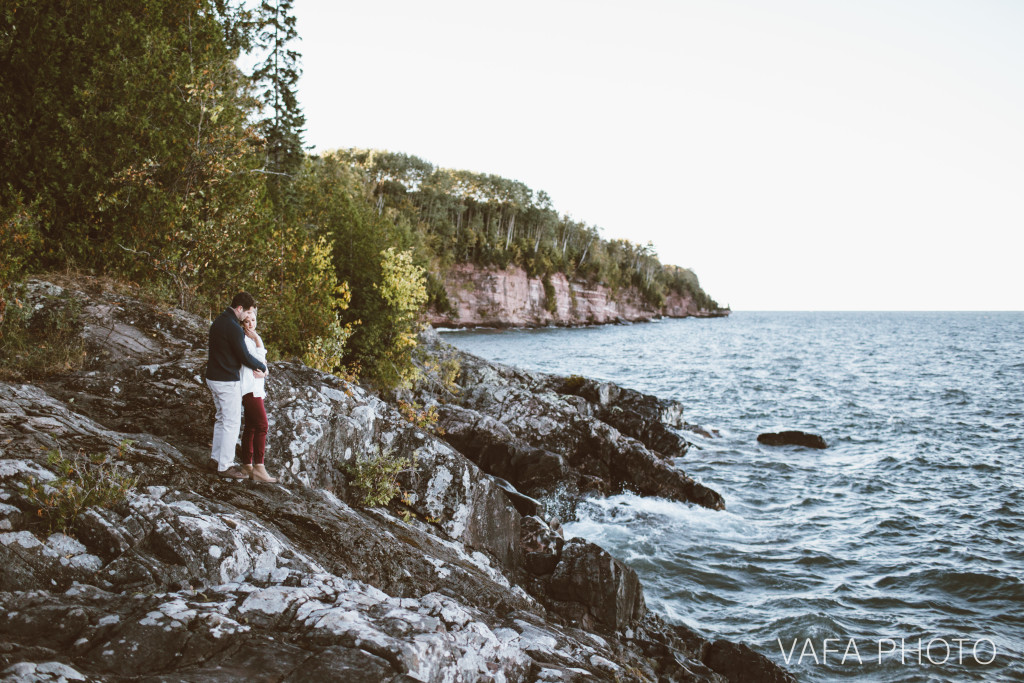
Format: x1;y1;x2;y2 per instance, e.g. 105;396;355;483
240;335;268;398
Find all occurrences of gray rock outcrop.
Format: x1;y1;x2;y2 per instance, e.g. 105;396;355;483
411;332;726;514
0;278;790;682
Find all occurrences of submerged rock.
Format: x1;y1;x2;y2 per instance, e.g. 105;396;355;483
757;431;828;449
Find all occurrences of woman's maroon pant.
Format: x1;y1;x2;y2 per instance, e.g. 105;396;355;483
241;392;268;466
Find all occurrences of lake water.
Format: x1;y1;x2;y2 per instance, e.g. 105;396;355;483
441;312;1024;682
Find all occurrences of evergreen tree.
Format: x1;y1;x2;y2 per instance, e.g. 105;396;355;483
250;0;306;205
0;0;261;281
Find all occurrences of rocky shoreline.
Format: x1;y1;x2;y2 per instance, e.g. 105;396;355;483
0;279;790;682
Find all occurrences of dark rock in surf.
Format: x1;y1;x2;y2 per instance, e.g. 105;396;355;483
757;430;828;449
549;375;695;458
546;538;646;631
490;475;546;518
433;403;572;496
705;639;799;683
416;335;726;511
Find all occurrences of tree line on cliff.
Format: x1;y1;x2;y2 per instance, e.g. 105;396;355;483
0;0;721;390
334;148;722;315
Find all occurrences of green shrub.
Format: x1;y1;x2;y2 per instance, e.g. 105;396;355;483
542;274;557;314
303;315;355;377
396;400;443;434
343;447;415;508
425;272;453;315
0;192;42;327
372;248;429;388
564;374;587;393
435;355;462;395
0;290;85;380
412;348;461;400
21;441;139;535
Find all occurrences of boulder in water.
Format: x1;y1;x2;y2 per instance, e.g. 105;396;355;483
757;431;828;449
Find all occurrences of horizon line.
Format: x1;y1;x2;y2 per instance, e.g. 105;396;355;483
723;309;1024;313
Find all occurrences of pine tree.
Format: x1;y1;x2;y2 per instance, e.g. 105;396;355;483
250;0;306;206
0;0;262;276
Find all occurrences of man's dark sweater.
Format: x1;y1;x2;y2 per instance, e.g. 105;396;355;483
205;307;267;381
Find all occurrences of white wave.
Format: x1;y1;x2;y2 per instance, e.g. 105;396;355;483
564;493;757;544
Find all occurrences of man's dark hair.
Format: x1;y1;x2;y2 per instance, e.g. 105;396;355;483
230;292;257;310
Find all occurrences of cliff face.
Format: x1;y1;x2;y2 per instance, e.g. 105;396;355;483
0;278;790;683
427;264;727;328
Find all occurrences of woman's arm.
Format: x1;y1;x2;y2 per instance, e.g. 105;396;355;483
244;334;269;377
233;326;267;372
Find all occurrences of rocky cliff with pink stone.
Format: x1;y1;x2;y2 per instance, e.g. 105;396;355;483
427;264;729;328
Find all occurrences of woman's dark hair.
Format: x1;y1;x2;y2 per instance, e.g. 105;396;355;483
231;292;257;309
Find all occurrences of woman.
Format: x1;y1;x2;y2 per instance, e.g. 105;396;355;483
240;309;277;483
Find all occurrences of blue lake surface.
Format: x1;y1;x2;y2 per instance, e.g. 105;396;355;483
442;312;1024;682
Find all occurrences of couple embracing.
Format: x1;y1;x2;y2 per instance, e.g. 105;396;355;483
204;292;278;482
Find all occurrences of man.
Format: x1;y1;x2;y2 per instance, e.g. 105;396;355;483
205;292;268;478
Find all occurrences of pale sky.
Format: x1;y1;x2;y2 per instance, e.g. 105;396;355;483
290;0;1024;311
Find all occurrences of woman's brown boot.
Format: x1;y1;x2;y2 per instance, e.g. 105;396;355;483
242;464;254;478
251;463;277;483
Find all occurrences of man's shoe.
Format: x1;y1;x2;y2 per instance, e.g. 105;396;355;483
217;465;248;479
205;459;219;472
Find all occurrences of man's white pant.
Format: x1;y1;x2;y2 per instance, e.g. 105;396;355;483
206;379;242;471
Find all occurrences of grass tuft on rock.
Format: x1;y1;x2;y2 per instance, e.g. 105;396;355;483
21;441;139;535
